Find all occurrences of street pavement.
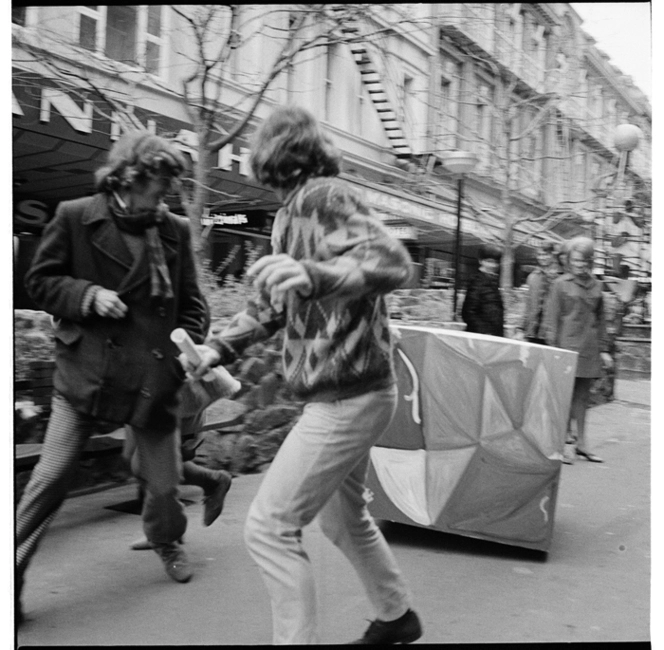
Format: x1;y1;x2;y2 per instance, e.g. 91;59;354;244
13;378;653;647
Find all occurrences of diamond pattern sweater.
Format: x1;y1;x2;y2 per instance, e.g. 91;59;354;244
207;176;413;402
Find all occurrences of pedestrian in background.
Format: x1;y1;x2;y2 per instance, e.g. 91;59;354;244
517;241;561;344
17;131;209;624
544;236;613;464
181;105;422;645
461;243;504;337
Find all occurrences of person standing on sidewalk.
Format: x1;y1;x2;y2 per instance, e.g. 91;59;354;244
181;106;423;645
17;131;210;622
461;243;504;337
543;236;613;464
516;241;561;344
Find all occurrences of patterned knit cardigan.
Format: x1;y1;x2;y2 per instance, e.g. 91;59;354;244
207;176;413;402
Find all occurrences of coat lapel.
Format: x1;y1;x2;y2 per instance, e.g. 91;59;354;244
84;195;134;273
83;194;179;295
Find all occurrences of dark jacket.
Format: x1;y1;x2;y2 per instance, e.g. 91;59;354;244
25;193;208;431
543;272;608;378
461;270;504;337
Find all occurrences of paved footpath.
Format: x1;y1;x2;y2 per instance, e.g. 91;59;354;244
12;379;654;647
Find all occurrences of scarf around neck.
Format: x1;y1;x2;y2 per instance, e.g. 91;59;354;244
108;192;174;301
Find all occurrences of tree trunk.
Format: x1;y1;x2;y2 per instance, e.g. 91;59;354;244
502;212;515;290
190;143;212;265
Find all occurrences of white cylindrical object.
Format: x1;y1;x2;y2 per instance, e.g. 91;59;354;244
171;328;202;365
171;328;241;395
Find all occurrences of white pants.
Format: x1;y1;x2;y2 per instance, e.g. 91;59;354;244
244;386;412;644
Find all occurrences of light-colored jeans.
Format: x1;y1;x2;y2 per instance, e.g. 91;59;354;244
244;385;412;645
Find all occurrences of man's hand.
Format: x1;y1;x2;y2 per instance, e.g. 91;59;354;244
178;344;221;380
94;289;128;319
247;254;313;311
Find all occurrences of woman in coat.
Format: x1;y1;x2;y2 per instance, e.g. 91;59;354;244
461;243;504;337
17;131;208;620
518;241;561;344
544;236;612;463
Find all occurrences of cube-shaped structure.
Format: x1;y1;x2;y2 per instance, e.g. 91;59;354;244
367;325;578;551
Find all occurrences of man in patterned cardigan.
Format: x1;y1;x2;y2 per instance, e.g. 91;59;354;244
182;106;423;645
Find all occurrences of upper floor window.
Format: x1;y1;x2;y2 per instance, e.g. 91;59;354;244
77;5;166;76
12;6;27;26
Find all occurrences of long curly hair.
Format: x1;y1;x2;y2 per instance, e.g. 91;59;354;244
249;106;341;192
95;130;187;194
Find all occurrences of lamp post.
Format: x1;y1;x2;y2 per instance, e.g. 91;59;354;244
440;151;479;321
608;124;643;275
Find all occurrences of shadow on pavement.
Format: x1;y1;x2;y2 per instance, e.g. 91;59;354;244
378;520;548;563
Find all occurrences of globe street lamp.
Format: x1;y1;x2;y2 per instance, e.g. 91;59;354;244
440;151;479;321
606;124;643;275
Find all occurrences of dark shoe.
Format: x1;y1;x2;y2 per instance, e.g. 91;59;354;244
350;609;422;644
203;471;232;527
153;542;193;583
576;449;603;463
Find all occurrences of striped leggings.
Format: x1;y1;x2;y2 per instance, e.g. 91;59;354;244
16;393;186;580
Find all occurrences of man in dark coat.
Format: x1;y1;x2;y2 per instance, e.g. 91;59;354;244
17;131;209;622
461;243;504;337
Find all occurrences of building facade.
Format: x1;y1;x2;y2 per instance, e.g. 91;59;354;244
12;4;652;309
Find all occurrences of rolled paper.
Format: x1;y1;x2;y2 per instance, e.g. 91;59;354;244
170;328;241;394
171;327;203;365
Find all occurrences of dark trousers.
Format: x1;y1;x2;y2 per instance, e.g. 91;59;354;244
17;394;186;579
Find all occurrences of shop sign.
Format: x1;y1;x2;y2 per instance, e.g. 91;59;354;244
362;186;482;235
14;199;51;229
386;226;418;240
201;213;249;226
12;70;251;176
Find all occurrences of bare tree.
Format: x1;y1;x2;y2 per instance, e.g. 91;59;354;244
433;5;650;289
14;4;436;267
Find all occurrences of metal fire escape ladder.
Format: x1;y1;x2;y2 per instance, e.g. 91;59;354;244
337;19;413;159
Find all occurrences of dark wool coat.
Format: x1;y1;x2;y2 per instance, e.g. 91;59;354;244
25;193;208;431
461;270;504;337
543;272;608;378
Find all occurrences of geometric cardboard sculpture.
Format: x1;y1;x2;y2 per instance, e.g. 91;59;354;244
367;325;578;551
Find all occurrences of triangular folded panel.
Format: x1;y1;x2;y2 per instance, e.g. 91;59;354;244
370;447;430;526
425;447;477;522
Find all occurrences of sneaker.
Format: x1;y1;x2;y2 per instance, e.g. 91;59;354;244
202;471;232;527
131;536;183;550
153;542;193;583
350;609;422;644
130;537;153;551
